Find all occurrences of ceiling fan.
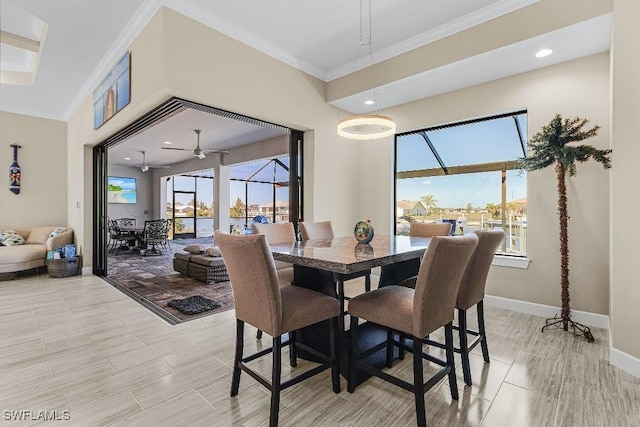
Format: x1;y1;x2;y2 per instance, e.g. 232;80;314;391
137;150;170;172
161;129;229;159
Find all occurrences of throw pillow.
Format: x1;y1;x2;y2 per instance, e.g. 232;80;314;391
183;244;205;254
49;227;68;240
0;230;26;246
206;246;222;257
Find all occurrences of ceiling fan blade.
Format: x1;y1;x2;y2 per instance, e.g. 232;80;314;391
161;147;191;151
148;165;171;169
202;150;230;155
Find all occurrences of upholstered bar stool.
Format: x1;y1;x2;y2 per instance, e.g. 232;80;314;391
347;234;478;427
400;228;505;386
378;221;452;288
250;222;296;339
299;221;372;324
215;231;340;427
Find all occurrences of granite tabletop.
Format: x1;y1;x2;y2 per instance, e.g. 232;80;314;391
270;235;432;274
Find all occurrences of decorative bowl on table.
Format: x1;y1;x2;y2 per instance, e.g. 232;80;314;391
354;219;374;244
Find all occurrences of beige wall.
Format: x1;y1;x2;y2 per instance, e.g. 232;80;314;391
610;0;640;360
66;8;359;265
357;53;612;315
0;111;67;227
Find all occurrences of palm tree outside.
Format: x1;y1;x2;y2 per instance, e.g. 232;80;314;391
420;194;438;217
516;114;611;342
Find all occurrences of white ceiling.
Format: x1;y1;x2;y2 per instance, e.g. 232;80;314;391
0;0;612;167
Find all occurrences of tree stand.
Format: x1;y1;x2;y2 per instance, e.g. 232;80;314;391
541;314;594;342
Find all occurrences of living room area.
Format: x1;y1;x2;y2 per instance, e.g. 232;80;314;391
103;101;300;323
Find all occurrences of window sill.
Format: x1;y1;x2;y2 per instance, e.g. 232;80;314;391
492;255;530;269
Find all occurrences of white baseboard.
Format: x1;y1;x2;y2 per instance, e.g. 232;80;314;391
483;295;610;329
81;266;92;275
610;346;640;379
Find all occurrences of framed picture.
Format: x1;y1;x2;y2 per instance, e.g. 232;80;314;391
93;51;131;129
108;176;137;204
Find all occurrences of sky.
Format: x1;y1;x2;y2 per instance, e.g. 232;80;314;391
396;113;527;208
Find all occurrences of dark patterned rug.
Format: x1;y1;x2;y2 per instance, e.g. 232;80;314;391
107;238;235;323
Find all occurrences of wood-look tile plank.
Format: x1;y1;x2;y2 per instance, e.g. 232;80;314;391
504;351;565;398
481;382;558;427
131;355;231;409
555;385;627;427
112;389;216;427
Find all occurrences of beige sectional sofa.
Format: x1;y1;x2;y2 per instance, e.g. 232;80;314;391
0;226;74;275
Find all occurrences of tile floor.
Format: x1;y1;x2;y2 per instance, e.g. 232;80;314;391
1;273;638;426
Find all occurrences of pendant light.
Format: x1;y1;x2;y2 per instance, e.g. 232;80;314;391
337;0;396;140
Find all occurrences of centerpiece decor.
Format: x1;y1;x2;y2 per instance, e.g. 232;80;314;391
354;218;374;244
516;114;611;342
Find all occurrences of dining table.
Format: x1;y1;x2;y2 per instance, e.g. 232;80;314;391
270;235;432;384
118;224;145;251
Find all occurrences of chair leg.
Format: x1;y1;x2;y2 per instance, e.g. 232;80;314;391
412;337;426;427
256;329;263;340
398;332;406;360
364;274;371;292
270;336;282;427
386;328;394;368
444;323;459;400
347;315;358;393
289;330;297;367
338;280;346;332
458;309;472;386
231;319;244;397
329;317;341;393
477;300;490;363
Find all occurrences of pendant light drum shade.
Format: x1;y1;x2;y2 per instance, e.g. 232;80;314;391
337;114;396;140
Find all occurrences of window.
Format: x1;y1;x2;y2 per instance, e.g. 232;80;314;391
230;156;294;232
166;175;215;239
395;112;527;256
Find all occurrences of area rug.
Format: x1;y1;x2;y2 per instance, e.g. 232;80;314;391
168;295;221;315
107;237;235;323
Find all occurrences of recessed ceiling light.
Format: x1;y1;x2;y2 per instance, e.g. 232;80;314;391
535;48;553;58
124;157;131;160
163;141;172;145
364;100;375;105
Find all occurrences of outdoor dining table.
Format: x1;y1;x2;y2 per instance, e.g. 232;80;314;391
270;235;432;384
119;225;145;250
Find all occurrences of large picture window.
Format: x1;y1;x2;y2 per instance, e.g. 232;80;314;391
395;111;527;256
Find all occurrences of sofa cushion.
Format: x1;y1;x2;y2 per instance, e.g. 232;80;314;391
0;230;26;246
174;252;194;262
183;244;205;254
26;227;56;244
190;254;226;267
205;246;222;257
0;244;47;263
48;227;69;240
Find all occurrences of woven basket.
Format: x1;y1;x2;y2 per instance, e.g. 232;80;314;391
47;256;81;278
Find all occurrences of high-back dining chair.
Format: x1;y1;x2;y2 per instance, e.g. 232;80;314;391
299;220;372;326
398;228;505;386
452;228;505;385
347;234;478;427
299;220;334;240
250;222;296;339
378;221;453;288
214;231;340;427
